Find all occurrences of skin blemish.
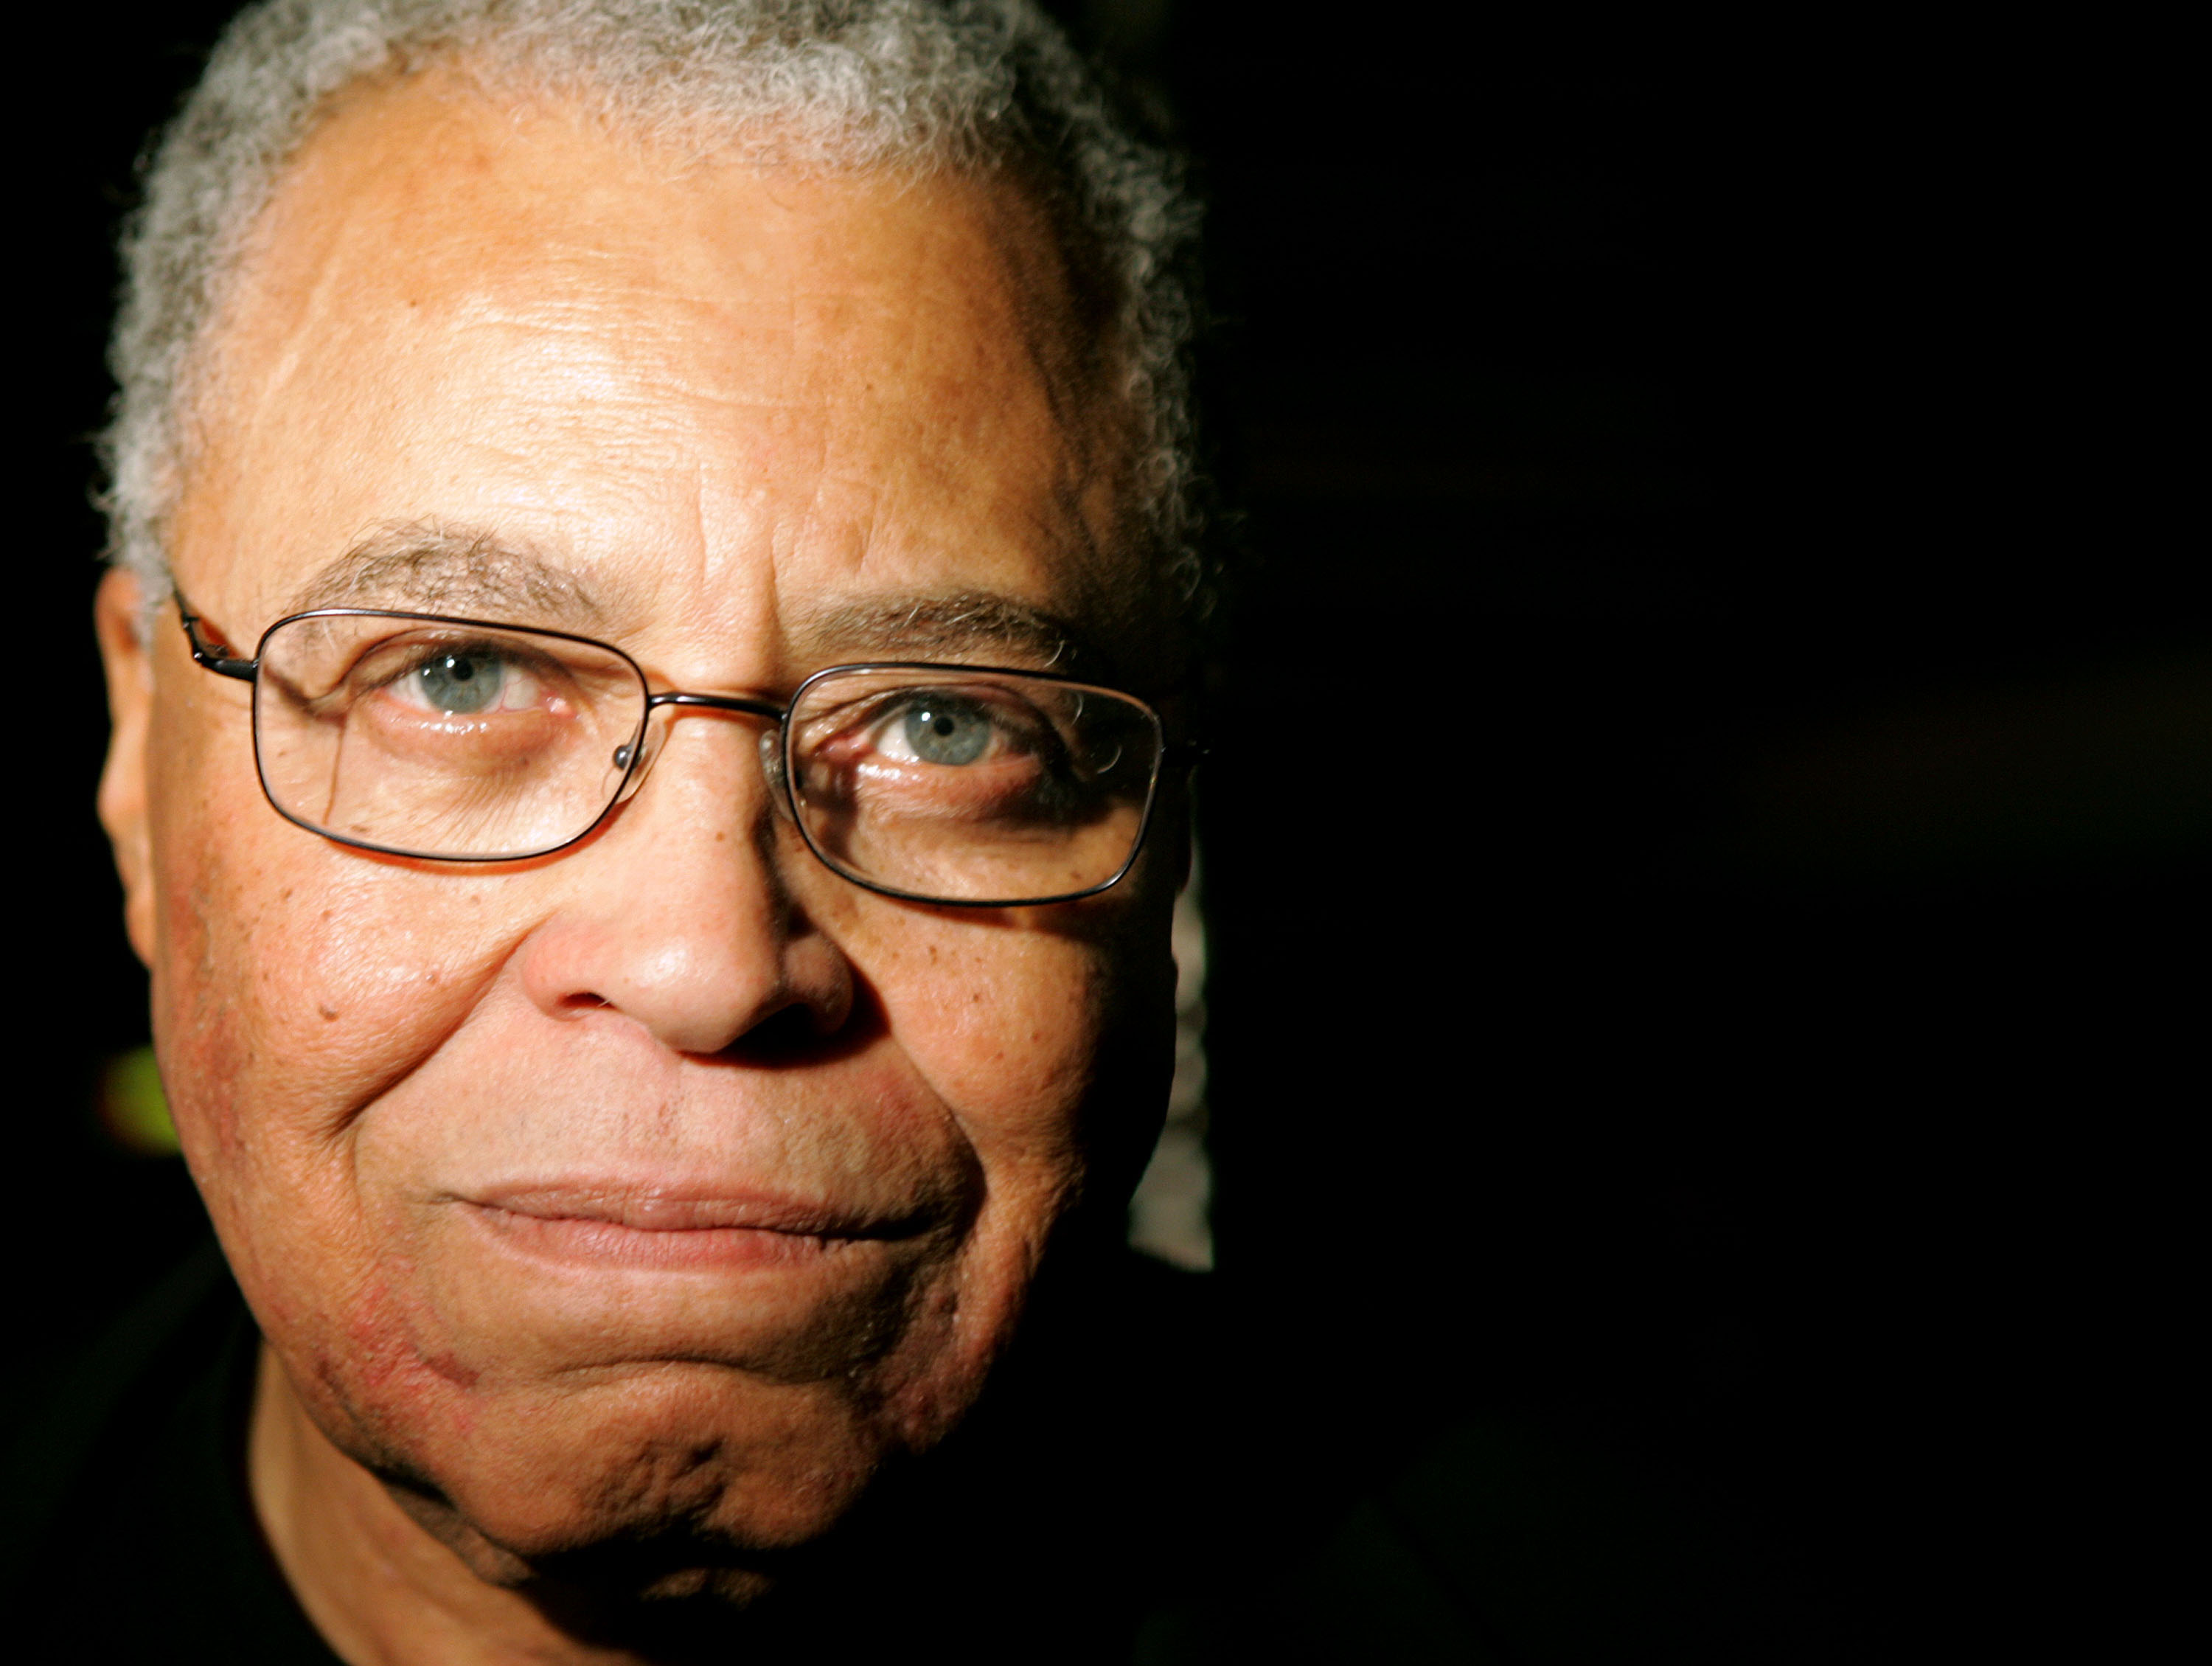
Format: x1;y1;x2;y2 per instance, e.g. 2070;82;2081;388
423;1350;481;1389
320;1004;341;1021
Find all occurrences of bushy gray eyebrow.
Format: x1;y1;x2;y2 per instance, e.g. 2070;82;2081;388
788;593;1084;670
287;522;605;625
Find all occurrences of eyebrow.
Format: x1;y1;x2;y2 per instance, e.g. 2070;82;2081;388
283;524;1099;676
285;523;606;626
788;592;1088;673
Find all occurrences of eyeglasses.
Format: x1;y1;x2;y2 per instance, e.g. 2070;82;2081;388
175;594;1194;906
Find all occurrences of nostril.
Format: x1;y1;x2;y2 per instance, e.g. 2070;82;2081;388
730;999;828;1058
558;993;612;1013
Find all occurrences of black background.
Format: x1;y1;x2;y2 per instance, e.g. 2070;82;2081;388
13;4;2200;1653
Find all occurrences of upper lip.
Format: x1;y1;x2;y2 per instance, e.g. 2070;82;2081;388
459;1184;900;1238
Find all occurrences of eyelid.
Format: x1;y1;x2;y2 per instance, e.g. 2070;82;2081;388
352;633;554;693
844;685;1046;746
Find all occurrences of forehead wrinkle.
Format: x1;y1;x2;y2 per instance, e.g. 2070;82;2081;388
288;521;608;626
467;300;797;414
678;453;772;643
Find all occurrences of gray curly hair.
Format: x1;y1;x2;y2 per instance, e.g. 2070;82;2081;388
104;0;1200;613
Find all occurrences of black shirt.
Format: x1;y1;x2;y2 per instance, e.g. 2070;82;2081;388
4;1245;340;1662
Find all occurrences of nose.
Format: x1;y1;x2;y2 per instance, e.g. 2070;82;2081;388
514;712;855;1055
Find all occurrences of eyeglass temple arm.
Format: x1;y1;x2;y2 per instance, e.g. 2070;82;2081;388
173;592;258;681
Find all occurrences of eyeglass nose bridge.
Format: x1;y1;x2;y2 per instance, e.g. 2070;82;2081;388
611;688;793;811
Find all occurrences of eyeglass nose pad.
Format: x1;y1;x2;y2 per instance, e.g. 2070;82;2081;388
758;725;798;822
610;711;667;805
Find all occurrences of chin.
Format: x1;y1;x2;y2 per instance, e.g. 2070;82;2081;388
425;1372;890;1555
278;1251;1005;1575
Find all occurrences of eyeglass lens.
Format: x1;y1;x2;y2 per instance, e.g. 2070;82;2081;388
250;614;1162;903
787;667;1161;903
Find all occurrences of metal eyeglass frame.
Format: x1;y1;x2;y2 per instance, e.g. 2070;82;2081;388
175;592;1201;907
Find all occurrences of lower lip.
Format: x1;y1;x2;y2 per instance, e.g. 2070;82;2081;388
465;1204;847;1271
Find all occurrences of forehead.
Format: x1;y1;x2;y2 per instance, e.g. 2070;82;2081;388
178;70;1144;681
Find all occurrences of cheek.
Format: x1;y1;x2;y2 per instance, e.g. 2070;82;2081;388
880;933;1097;1099
859;906;1175;1168
144;710;525;1232
147;819;523;1440
161;855;514;1134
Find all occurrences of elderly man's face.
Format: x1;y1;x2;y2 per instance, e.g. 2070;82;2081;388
97;75;1177;1588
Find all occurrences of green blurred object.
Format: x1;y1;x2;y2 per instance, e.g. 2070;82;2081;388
99;1046;178;1157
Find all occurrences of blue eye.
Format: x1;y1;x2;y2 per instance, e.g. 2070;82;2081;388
414;651;505;715
901;701;992;765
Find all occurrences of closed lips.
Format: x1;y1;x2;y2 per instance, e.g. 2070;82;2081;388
453;1184;911;1268
465;1186;881;1234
